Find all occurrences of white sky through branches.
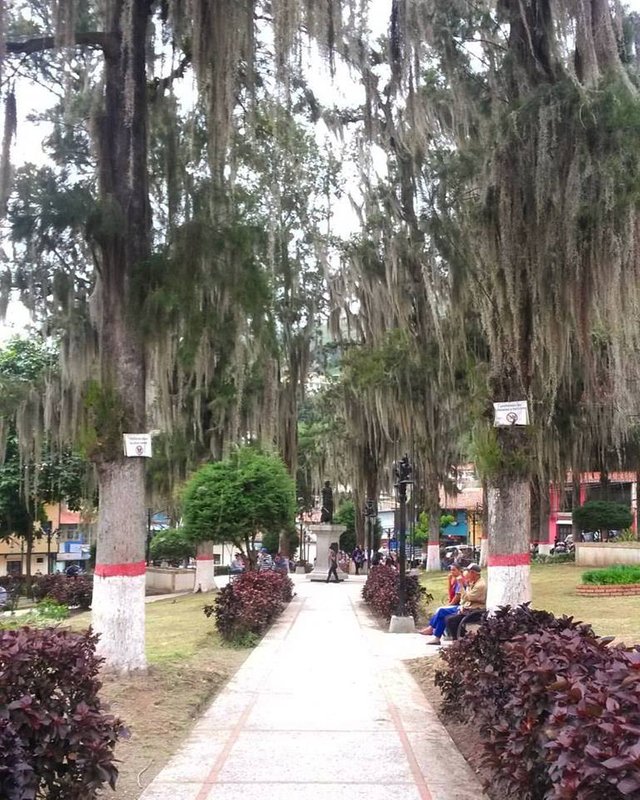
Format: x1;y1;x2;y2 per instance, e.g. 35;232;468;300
2;0;640;340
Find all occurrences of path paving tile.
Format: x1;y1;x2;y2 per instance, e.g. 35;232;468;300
139;575;487;800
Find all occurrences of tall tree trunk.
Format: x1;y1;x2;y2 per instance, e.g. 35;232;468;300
363;455;378;549
538;480;550;553
24;521;34;593
479;479;489;567
424;475;440;571
572;473;582;542
91;0;151;673
278;376;297;558
486;474;532;609
194;540;216;592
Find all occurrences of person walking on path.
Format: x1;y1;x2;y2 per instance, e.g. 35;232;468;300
326;544;341;583
352;545;365;575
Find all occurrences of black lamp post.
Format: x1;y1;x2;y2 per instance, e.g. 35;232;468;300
297;497;306;563
364;499;376;568
394;454;413;616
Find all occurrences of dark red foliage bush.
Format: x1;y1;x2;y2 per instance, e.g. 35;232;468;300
361;564;427;620
435;604;593;718
435;605;640;799
0;575;25;595
205;570;294;642
0;717;36;800
0;627;125;799
31;574;93;609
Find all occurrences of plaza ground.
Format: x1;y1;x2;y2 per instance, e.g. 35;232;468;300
69;592;248;800
73;561;640;798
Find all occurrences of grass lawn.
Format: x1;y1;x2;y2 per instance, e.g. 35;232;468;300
420;562;640;644
66;592;248;800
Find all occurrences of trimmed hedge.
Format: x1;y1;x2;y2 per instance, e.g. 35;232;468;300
362;565;427;621
582;565;640;585
435;605;640;799
204;570;294;643
0;627;125;799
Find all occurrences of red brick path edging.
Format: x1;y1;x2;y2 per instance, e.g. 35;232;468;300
577;583;640;596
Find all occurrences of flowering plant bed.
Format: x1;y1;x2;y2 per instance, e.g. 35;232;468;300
577;583;640;596
579;565;640;594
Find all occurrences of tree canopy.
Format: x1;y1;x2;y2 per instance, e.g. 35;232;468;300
572;501;633;535
182;447;296;558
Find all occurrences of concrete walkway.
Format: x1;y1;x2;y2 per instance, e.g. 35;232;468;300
139;576;486;800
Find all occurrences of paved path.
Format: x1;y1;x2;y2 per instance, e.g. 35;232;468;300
140;576;486;800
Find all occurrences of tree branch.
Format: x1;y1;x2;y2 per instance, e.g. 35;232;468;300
6;32;118;59
149;55;191;99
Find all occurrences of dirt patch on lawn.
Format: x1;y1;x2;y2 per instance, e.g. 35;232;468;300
407;655;508;800
101;647;247;799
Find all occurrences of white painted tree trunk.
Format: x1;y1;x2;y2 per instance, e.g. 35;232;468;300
486;478;532;609
425;502;441;572
479;536;488;567
426;543;440;571
194;541;216;592
93;460;147;673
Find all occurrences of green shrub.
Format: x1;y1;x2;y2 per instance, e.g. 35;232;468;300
149;527;195;564
534;551;575;564
35;599;69;620
582;565;640;585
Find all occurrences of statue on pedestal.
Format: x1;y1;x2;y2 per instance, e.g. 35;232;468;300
320;481;334;523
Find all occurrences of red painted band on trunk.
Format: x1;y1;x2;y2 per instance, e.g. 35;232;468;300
94;561;146;578
487;553;530;567
196;554;214;561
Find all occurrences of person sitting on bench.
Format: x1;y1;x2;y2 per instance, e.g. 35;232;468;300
420;564;464;642
444;563;486;641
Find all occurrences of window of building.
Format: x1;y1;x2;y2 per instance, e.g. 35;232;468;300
36;557;44;563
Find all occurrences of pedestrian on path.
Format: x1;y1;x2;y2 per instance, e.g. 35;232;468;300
326;544;341;583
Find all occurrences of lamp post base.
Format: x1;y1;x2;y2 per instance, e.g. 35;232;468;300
388;615;416;633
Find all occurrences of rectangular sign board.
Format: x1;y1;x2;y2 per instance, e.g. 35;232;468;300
123;433;153;458
493;400;529;427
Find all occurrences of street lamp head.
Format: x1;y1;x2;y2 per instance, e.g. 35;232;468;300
393;454;413;485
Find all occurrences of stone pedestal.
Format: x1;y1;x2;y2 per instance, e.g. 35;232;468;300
308;524;349;582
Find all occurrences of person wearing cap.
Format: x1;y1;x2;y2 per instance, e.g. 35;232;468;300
444;563;487;640
258;548;274;571
420;564;464;639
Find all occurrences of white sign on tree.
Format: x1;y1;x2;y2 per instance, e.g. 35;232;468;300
493;400;529;427
123;433;153;458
